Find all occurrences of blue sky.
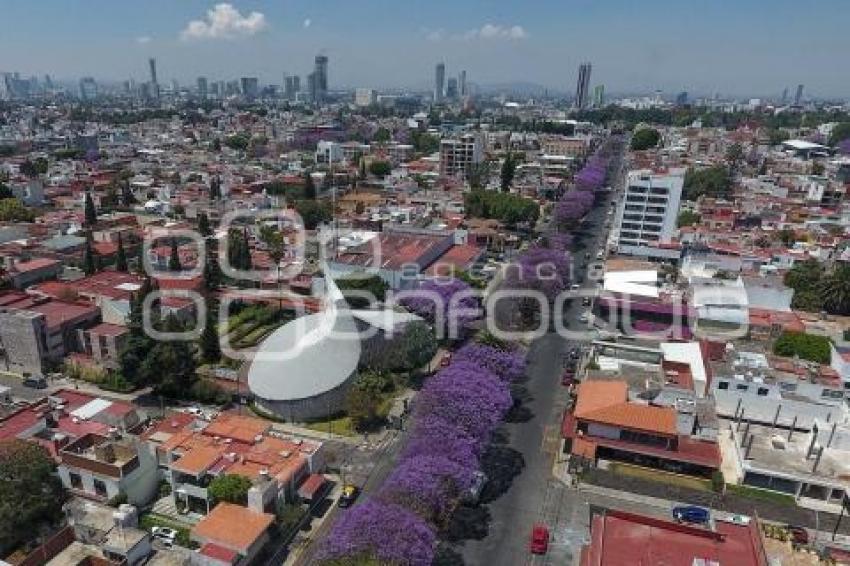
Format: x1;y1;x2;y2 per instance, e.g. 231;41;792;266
1;0;848;97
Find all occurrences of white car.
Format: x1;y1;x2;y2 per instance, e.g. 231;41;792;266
184;406;203;417
151;526;178;547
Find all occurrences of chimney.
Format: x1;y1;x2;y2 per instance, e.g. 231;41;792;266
788;416;797;442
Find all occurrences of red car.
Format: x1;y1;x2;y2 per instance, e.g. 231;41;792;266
529;524;550;555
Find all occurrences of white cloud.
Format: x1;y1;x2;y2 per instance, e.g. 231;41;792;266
462;23;528;41
180;3;267;41
303;18;312;29
425;28;445;42
135;36;152;44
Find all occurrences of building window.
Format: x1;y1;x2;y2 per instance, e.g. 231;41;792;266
736;383;749;392
757;387;769;396
718;381;729;390
93;479;108;498
69;472;83;489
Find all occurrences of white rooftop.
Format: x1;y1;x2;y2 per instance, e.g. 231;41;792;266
603;270;659;298
71;398;112;421
660;342;708;397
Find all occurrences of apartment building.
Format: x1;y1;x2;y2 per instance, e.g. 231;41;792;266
614;169;685;258
439;133;484;179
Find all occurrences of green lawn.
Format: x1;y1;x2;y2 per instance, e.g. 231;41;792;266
139;513;195;548
608;462;712;492
304;415;357;437
725;483;796;506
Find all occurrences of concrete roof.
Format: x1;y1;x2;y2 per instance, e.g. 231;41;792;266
248;277;361;401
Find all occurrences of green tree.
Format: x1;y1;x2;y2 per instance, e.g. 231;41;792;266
346;385;383;432
784;259;826;312
209;176;222;201
0;440;64;555
139;315;196;396
821;264;850;316
260;226;286;311
120;180;135;207
500;153;517;192
725;143;745;173
773;331;831;364
0;183;12;199
368;161;392;178
115;233;128;272
682;166;732;201
208;474;252;505
199;306;221;364
677;210;701;227
295;200;332;230
0;199;35;221
168;238;182;271
335;274;388;308
202;244;222;292
463;189;539;226
83;234;99;275
373;127;391;144
466;162;489;190
304;172;317;200
630;127;661;150
829;122;850;146
84;191;98;227
19;159;38;178
197;212;212;237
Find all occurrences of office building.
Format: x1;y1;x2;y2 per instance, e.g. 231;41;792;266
794;83;804;106
593;84;605;107
781;87;789;104
459;70;468;97
284;75;301;100
446;77;459;100
574;62;592;109
355;88;377;107
314;54;329;103
240;77;259;100
614;169;685;257
435;62;446;103
148;57;159;101
196;76;208;99
675;91;688;106
439;133;484;179
307;73;317;102
79;77;98;101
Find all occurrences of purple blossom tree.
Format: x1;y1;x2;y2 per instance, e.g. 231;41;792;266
404;415;482;470
398;278;480;338
414;363;512;442
454;343;527;382
316;500;436;566
839;139;850;156
507;246;571;302
380;454;476;523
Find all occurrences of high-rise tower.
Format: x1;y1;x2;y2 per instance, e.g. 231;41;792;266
435;63;446;103
574;62;592;109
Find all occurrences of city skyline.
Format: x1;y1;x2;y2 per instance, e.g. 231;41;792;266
1;0;849;98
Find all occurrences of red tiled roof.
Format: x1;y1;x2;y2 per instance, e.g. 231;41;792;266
199;543;239;564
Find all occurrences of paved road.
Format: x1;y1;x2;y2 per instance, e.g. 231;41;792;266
461;138;626;566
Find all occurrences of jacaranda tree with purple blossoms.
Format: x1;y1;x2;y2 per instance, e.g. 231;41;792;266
316;499;436;566
454;343;527;383
380;454;476;524
398;278;480;339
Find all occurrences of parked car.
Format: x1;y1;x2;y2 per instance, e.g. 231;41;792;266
529;524;550;555
439;353;452;367
672;506;710;525
22;376;47;389
338;484;360;508
151;526;177;547
562;370;576;386
787;525;809;545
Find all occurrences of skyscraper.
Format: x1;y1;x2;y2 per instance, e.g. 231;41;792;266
574;62;592;109
593;84;605;107
459;70;468;98
197;77;208;99
79;77;98;101
314;55;328;104
446;77;459;100
284;75;301;100
307;73;317;103
794;84;804;106
781;87;789;104
148;57;159;101
435;63;446;103
240;77;259;100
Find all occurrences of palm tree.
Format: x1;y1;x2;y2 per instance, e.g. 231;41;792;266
821;265;850;315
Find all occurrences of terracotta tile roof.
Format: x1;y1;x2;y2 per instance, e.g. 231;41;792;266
192;503;274;553
574;381;677;436
199;543;239;564
202;415;270;445
171;445;222;476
